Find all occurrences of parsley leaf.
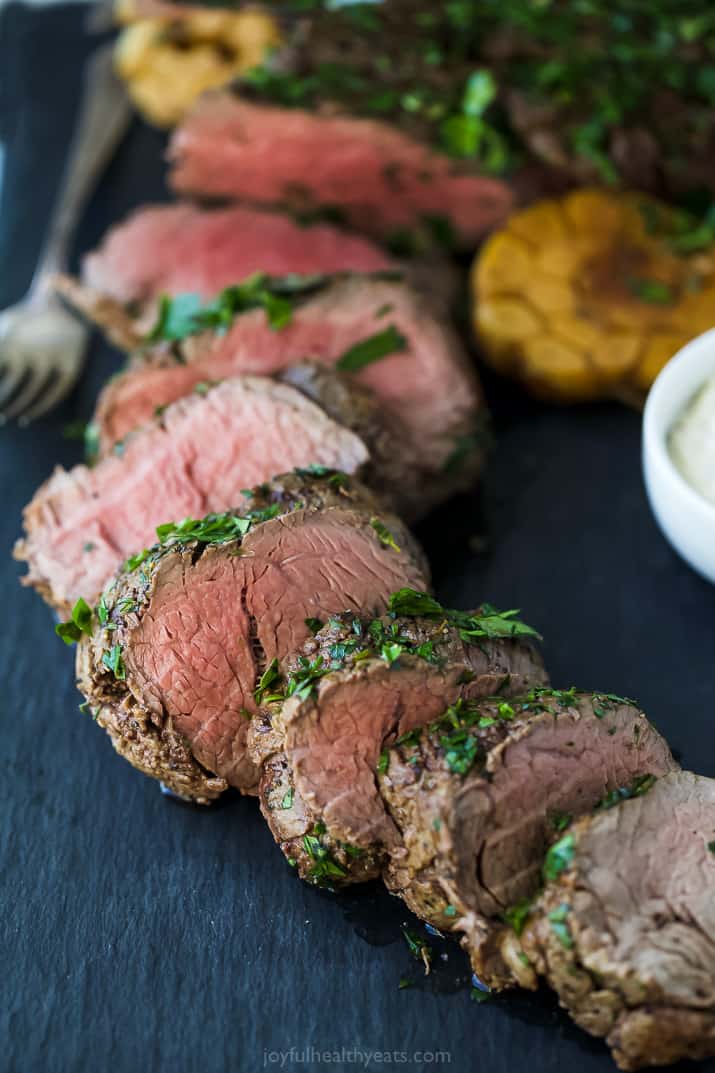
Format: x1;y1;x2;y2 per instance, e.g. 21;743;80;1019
503;898;532;936
55;597;93;646
543;833;575;882
547;904;574;949
595;774;656;810
101;644;126;681
335;326;408;372
370;518;401;552
387;589;541;643
254;659;283;705
303;827;348;884
146;274;330;344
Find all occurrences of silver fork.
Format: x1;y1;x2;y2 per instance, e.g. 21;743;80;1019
0;43;133;425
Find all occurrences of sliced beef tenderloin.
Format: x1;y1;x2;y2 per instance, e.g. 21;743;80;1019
168;91;512;248
76;473;428;798
79;202;393;311
61;273;485;519
249;593;547;885
76;641;228;805
377;689;678;991
521;770;715;1071
15;376;372;614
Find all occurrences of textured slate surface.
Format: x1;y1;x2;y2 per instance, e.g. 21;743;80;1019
1;6;714;1072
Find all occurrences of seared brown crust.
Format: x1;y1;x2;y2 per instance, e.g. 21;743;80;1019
378;692;677;991
53;273;144;350
76;641;226;804
251;612;546;885
521;771;715;1071
76;472;428;800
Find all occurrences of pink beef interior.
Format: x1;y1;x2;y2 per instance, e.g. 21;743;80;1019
124;510;428;790
285;661;510;850
82;202;393;306
96;278;478;467
168;93;513;244
18;377;368;610
571;771;715;1009
456;703;678;917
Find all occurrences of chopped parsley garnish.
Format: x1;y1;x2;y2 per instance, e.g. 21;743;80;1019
293;463;346;481
280;788;294;810
305;617;324;634
101;644;126;681
543;833;575;882
550;811;572;833
430;699;485;776
238;2;715;192
708;841;715;854
285;656;332;701
84;422;100;465
370;518;401;552
387;588;541;644
254;659;283;705
146;273;329;343
155;505;281;547
335;325;408;372
96;596;110;626
547;904;573;949
402;928;432;972
596;774;656;811
303;827;348;884
125;548;151;572
470;986;492;1003
394;726;422;749
503;897;533;936
122;504;284;576
381;641;404;665
55;597;93;645
525;686;578;707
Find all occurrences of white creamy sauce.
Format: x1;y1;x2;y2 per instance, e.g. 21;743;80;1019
669;375;715;507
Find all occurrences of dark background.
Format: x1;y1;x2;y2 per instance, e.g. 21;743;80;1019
1;6;714;1072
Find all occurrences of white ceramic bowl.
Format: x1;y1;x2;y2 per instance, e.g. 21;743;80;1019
643;327;715;585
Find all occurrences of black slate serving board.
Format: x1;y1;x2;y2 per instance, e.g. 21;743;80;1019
1;7;714;1072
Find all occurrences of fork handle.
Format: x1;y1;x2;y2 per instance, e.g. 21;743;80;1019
30;43;133;299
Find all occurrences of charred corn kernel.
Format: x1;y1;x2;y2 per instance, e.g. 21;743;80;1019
474;188;715;404
114;9;280;127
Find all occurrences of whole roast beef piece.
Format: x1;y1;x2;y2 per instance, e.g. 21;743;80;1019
15;376;373;614
169;91;512;248
58;273;486;520
249;590;547;885
378;689;678;990
80;202;393;310
521;770;715;1071
76;473;429;799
